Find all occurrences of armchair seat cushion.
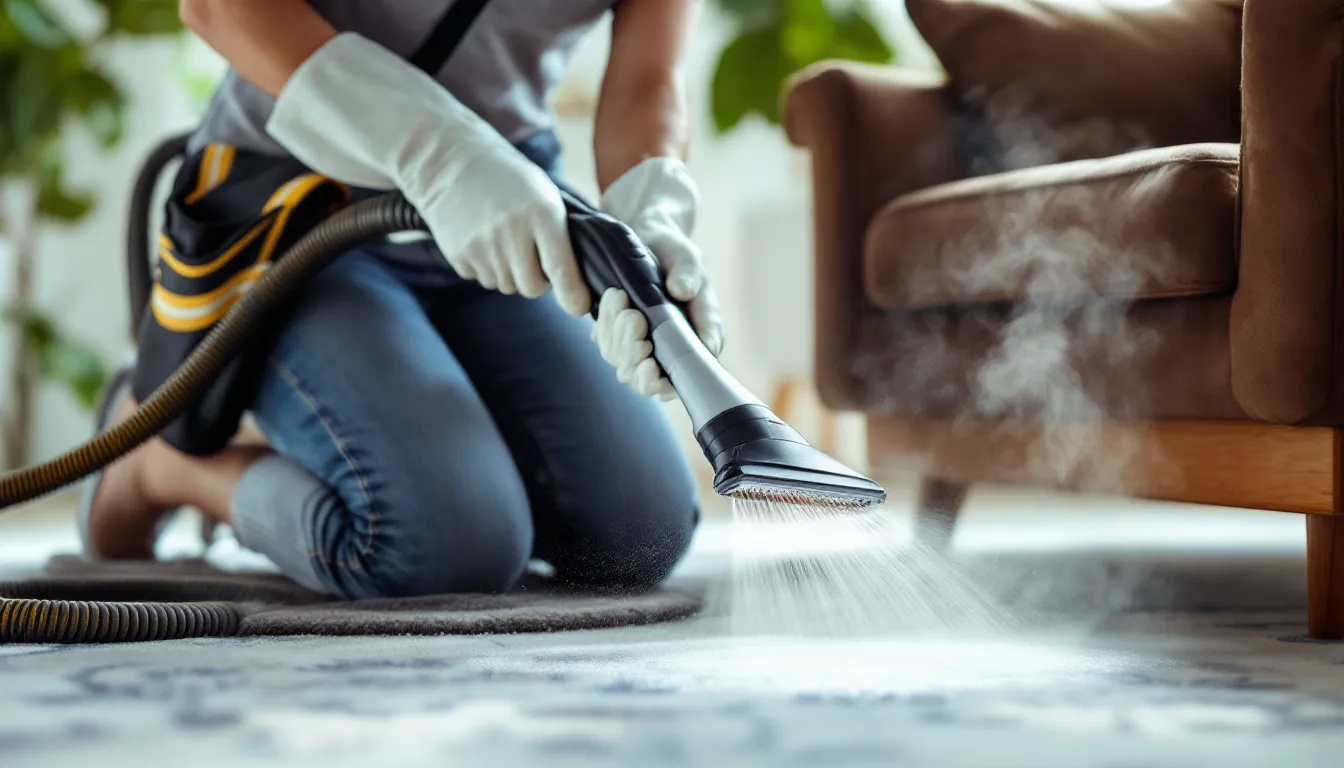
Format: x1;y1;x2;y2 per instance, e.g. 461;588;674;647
863;143;1240;312
854;296;1245;421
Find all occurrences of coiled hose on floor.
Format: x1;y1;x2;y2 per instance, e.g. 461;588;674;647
0;580;240;643
0;191;425;644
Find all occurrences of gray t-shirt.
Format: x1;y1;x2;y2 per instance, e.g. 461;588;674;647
188;0;617;155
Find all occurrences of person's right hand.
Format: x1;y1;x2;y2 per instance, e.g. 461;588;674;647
265;32;592;316
413;147;591;316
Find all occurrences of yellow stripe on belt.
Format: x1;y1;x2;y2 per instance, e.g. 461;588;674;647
183;144;237;206
151;265;268;333
152;169;348;334
158;218;273;279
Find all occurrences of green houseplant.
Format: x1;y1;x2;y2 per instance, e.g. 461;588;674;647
709;0;896;134
1;0;183;469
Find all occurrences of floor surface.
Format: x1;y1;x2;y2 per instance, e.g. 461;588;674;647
2;482;1342;767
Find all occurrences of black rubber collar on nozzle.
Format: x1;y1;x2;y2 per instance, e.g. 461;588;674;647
694;404;887;506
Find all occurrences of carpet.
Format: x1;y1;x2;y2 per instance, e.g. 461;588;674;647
4;503;1344;766
2;608;1343;768
0;555;703;641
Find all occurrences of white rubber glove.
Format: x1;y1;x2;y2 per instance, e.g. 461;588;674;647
592;157;724;400
265;33;590;315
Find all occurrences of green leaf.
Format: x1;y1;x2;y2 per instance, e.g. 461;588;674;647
5;52;65;157
35;157;94;222
831;11;894;64
2;306;108;411
106;0;182;35
711;26;790;133
0;11;26;50
3;0;71;48
2;305;57;352
36;180;94;221
708;0;896;135
781;23;833;68
780;0;836;64
42;341;107;409
67;68;126;148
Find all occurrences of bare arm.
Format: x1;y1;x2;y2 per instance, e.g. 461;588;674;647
179;0;337;97
593;0;700;191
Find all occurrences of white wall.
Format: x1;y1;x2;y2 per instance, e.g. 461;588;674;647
5;2;937;490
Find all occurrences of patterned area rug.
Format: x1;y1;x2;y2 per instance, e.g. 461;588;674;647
3;509;1343;768
1;608;1342;767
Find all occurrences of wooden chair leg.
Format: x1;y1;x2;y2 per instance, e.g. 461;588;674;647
770;378;801;422
816;407;837;455
914;478;967;552
1307;515;1344;640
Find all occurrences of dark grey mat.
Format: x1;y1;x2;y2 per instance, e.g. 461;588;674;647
12;555;702;637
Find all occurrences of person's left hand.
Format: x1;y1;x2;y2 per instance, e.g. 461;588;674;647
591;157;724;400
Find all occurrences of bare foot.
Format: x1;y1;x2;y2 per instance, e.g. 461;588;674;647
85;396;189;559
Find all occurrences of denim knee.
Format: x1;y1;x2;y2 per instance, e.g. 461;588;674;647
354;486;537;599
543;462;700;590
348;472;535;600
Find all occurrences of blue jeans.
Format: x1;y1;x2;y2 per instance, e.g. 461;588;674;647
226;132;701;599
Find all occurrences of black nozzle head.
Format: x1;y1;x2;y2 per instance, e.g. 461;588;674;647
697;405;887;510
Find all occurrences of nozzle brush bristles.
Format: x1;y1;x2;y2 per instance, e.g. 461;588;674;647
728;484;883;511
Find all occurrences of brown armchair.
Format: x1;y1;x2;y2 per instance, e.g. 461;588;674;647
782;0;1344;639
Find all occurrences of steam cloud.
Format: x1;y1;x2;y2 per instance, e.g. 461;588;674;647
854;107;1184;496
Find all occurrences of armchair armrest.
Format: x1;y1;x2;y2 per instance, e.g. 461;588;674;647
782;62;968;409
1232;0;1344;425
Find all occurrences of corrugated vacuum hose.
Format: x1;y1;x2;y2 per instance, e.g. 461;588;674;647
0;192;425;643
0;581;238;643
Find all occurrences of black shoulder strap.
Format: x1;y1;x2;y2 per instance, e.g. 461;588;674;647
408;0;492;75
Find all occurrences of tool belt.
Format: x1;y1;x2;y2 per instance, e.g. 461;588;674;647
131;149;349;456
